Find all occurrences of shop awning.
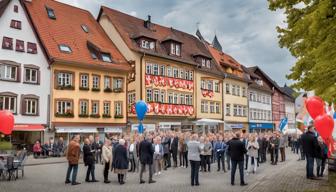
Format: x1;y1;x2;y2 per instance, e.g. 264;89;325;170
159;122;181;129
104;127;123;133
193;119;224;125
13;124;45;131
56;126;97;133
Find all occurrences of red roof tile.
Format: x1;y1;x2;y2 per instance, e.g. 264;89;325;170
99;7;214;68
24;0;130;71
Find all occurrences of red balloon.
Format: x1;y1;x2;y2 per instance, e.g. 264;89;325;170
305;96;325;119
0;110;14;135
314;114;334;141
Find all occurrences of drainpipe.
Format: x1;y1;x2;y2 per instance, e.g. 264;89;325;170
140;53;146;100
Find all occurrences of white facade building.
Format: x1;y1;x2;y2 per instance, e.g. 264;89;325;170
0;0;50;145
245;68;273;132
284;97;296;129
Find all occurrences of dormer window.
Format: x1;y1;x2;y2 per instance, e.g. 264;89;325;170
46;6;56;20
140;39;155;50
101;53;112;63
201;58;206;67
81;24;89;33
59;44;72;53
206;60;211;68
170;42;181;56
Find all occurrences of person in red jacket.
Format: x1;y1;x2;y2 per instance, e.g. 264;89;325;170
33;140;42;158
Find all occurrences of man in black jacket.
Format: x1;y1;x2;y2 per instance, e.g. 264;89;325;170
83;138;98;182
139;134;156;184
301;125;319;179
227;132;247;186
170;133;179;168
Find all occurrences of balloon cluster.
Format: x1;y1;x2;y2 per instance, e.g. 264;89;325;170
0;110;14;135
305;96;335;157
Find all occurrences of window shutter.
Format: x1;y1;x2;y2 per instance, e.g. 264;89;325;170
21;95;26;115
36;98;40;116
37;70;41;85
16;66;21;82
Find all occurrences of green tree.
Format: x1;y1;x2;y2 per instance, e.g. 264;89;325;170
268;0;336;102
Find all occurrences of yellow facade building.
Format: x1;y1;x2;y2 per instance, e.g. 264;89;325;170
206;42;249;132
25;0;130;140
99;7;224;132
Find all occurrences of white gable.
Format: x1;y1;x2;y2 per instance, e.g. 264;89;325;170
0;0;50;125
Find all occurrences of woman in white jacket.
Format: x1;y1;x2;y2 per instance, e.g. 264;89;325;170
247;134;259;174
102;139;112;183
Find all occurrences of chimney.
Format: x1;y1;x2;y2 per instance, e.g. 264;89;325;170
144;15;151;29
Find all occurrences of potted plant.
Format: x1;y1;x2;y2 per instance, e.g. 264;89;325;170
113;88;123;93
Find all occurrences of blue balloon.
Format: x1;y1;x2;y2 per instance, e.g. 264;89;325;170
135;100;147;121
138;123;144;134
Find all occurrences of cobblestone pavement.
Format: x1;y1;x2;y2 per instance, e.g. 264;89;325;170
0;151;328;192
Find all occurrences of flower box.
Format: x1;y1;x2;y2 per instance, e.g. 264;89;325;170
114;114;124;119
113;88;123;93
104;88;113;93
91;88;100;92
102;114;112;118
79;87;89;91
55;112;74;118
90;114;101;118
78;114;89;118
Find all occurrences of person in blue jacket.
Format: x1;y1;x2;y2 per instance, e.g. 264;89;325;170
214;135;227;172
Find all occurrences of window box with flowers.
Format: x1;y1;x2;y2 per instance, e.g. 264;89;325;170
113;88;123;93
78;114;89;118
102;114;112;118
90;114;100;118
58;85;75;90
79;87;89;91
55;112;74;118
91;88;100;92
104;88;113;93
114;114;124;119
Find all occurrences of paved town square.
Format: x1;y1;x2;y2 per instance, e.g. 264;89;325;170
0;152;328;192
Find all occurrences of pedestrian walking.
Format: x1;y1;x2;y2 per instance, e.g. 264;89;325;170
65;134;81;185
247;134;259;174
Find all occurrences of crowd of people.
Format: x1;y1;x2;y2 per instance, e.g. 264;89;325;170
32;137;65;158
63;129;295;187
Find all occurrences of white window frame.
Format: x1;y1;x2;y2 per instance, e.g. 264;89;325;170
115;102;122;116
146;63;152;74
57;72;72;86
226;104;230;116
24;68;37;83
0;95;16;113
153;64;159;75
146;89;153;102
92;75;100;89
0;65;17;81
80;74;89;88
79;100;88;115
104;76;111;89
113;78;123;89
153;90;160;102
103;102;110;115
56;100;72;115
92;101;99;115
25;98;37;115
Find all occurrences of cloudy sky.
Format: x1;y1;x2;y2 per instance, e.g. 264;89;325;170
58;0;295;86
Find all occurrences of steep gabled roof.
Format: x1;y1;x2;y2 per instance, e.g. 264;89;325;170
99;6;221;76
241;65;272;93
212;35;222;52
24;0;130;72
281;84;296;100
0;0;10;17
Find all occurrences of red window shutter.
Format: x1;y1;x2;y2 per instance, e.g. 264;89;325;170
16;66;21;82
